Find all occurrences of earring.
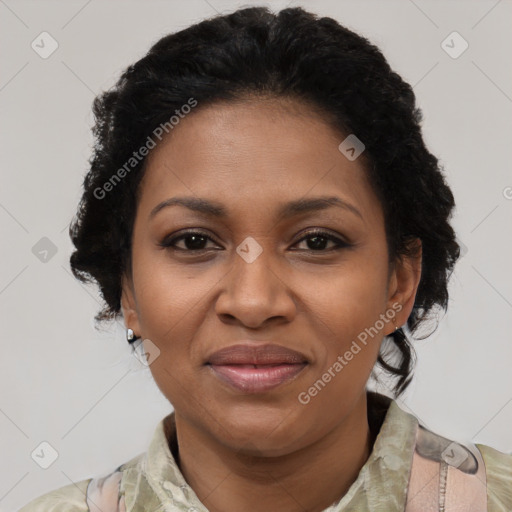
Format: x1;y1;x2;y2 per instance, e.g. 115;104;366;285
127;328;139;343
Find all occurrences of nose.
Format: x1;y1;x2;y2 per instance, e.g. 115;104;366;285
214;242;297;329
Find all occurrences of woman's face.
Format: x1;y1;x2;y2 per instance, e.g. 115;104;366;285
122;98;420;455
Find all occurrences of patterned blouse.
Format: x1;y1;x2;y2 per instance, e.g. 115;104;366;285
19;392;512;511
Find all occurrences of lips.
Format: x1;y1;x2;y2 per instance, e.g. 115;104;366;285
206;343;308;393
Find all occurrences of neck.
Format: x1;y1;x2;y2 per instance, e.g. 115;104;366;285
172;393;375;512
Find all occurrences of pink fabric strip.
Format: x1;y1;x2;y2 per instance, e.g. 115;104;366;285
86;470;126;512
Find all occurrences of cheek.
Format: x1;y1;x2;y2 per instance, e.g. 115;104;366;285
132;247;213;334
313;257;390;332
298;267;387;413
131;257;207;405
305;255;390;385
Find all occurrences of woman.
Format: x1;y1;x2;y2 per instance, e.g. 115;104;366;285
19;6;511;512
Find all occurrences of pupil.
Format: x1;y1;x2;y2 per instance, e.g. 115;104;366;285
186;235;206;250
308;236;327;250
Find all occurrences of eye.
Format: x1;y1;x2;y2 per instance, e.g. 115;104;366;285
159;230;220;252
292;229;350;252
159;229;351;253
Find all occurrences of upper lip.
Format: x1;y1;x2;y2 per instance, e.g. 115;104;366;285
206;343;308;366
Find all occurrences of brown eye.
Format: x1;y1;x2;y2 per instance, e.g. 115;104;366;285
159;230;220;251
293;230;350;252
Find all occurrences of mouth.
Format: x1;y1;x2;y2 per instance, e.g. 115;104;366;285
205;343;308;393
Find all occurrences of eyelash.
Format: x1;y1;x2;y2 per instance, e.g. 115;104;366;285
159;229;350;254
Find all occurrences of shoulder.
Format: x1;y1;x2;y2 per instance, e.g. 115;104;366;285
18;478;92;512
411;425;512;511
476;443;512;510
18;453;145;512
386;397;512;512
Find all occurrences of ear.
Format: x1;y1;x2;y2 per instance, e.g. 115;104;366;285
385;238;422;335
121;273;141;337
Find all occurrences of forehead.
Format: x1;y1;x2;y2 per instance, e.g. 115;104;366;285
137;98;381;223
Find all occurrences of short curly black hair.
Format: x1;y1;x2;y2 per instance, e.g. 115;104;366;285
69;6;459;397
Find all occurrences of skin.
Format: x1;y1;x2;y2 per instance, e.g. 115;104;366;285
121;97;422;512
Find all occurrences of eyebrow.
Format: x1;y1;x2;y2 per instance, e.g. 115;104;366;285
149;195;363;221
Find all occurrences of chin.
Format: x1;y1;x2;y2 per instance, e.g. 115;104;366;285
210;402;310;455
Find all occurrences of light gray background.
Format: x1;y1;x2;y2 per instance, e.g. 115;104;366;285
1;0;511;509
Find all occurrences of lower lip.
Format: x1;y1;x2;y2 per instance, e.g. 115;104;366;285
208;363;307;393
